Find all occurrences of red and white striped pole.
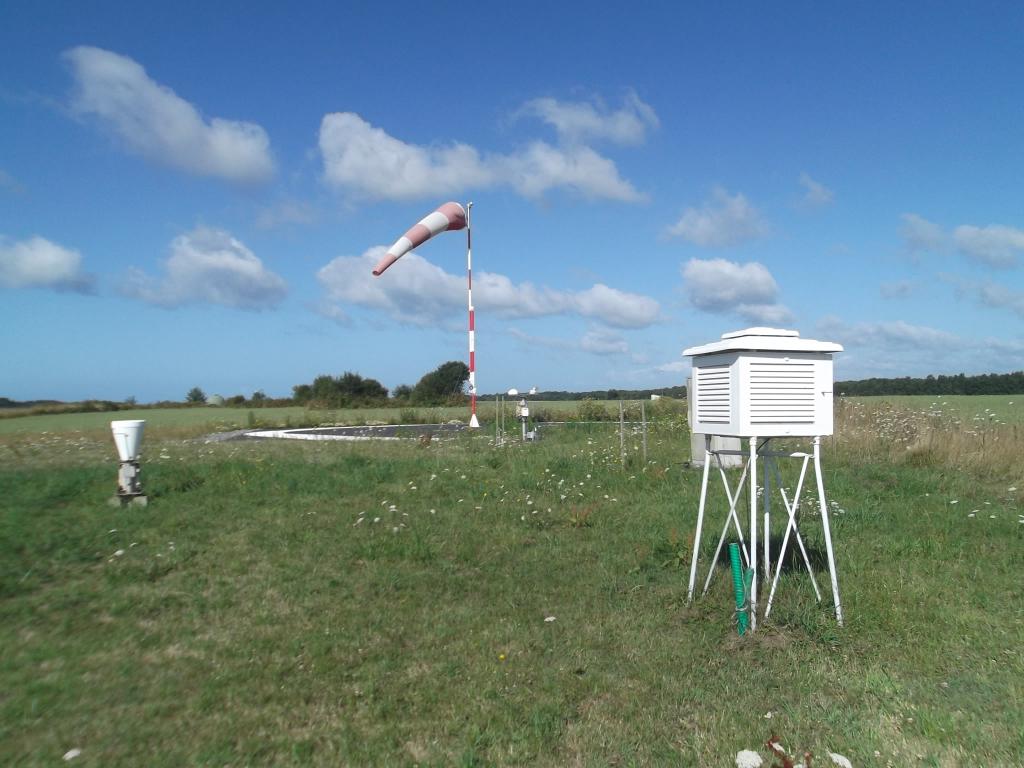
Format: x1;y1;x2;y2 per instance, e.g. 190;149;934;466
466;201;479;428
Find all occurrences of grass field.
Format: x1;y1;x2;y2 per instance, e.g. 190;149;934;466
1;398;1022;766
849;394;1024;424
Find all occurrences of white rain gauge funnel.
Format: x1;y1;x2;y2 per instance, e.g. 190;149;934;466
682;328;844;630
110;420;147;506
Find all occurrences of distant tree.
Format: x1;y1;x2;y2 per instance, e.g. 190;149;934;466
124;396;137;406
292;384;312;405
607;389;620;400
294;372;389;408
413;361;469;405
226;394;246;406
392;384;413;401
186;387;206;404
251;390;267;405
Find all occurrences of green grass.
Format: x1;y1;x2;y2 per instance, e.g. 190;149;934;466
1;405;1022;765
846;394;1024;424
0;400;615;439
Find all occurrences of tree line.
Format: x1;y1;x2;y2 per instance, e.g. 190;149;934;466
480;385;689;401
185;360;472;409
836;371;1024;396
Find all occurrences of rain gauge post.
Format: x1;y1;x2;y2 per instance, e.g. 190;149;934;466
683;327;845;630
110;420;147;506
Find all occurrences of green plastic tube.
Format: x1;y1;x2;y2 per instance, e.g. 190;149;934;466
728;542;749;636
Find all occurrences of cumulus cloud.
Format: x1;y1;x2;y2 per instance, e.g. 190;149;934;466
0;235;94;292
900;213;947;254
798;172;833;207
318;112;643;202
666;187;769;248
64;46;274;183
124;227;286;309
518;91;658;145
681;257;792;324
953;224;1024;268
943;274;1024;319
317;247;660;328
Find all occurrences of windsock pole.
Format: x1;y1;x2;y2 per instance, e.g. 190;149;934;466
467;202;479;428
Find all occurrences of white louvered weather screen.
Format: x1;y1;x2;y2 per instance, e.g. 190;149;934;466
748;360;815;424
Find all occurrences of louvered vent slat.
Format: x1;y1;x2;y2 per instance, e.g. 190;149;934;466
748;360;815;424
696;365;731;423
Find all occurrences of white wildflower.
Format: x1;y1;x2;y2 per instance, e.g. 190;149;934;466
544;616;556;623
63;749;82;761
735;750;763;768
113;549;125;557
828;753;853;768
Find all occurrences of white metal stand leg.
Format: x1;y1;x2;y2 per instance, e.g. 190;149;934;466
768;457;822;603
687;436;712;603
815;437;843;626
763;449;771;579
701;455;750;597
748;437;758;632
764;453;822;618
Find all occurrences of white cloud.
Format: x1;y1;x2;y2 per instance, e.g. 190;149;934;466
124;227;286;309
953;224;1024;268
900;213;947;254
317;247;660;328
318;112;643;202
818;315;1024;377
64;46;274;183
681;257;792;323
507;327;630;357
818;316;959;350
943;274;1024;319
580;328;630;356
737;302;795;325
666;187;769;248
518;91;658;145
0;235;94;292
570;284;660;328
798;172;833;207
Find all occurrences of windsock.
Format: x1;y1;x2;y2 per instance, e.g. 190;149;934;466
372;202;468;276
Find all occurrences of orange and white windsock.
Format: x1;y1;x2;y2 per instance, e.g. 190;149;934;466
372;202;468;276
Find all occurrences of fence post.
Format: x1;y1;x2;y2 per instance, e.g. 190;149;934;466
619;400;625;468
641;401;648;464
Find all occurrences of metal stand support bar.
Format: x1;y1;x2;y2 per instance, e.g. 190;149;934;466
687;435;843;628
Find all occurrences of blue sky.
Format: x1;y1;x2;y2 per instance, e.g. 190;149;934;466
2;2;1023;402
